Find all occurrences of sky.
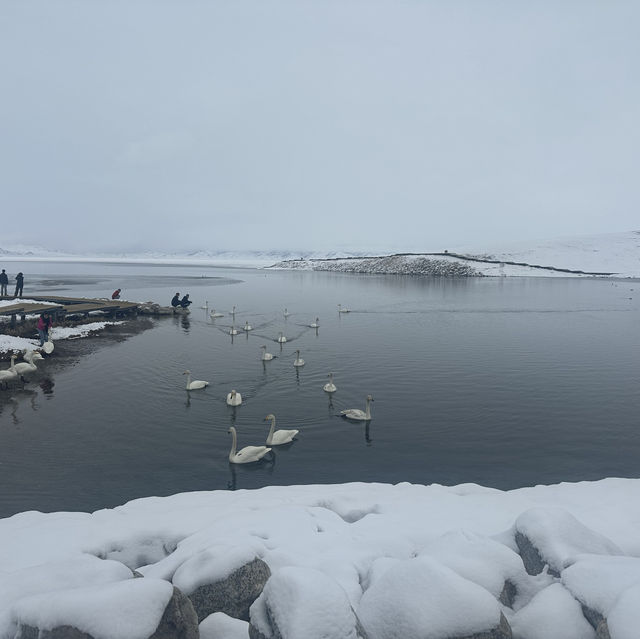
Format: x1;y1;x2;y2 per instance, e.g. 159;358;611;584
1;1;639;254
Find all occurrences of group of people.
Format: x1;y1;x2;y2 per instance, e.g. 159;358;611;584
171;292;192;308
0;269;24;297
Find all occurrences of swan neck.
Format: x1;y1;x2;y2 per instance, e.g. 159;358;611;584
229;428;237;457
268;416;275;440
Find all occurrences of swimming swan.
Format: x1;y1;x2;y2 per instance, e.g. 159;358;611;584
210;309;224;318
338;304;351;313
261;345;274;361
201;301;209;309
277;332;287;343
226;389;242;406
183;370;209;390
14;351;44;376
293;349;305;367
284;308;291;317
309;317;320;328
265;413;299;445
228;426;271;464
323;372;337;393
229;324;238;335
243;321;252;331
341;395;374;421
230;305;236;316
0;355;18;387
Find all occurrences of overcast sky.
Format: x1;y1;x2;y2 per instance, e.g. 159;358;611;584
1;1;638;254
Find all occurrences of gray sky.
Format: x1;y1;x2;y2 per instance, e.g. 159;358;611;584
1;1;638;254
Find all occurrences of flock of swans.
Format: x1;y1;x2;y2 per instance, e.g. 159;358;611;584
0;351;45;390
180;304;374;464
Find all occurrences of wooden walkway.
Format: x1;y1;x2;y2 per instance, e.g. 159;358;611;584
0;295;140;324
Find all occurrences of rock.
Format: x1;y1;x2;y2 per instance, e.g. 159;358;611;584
151;586;199;639
454;613;512;639
187;557;271;622
498;580;517;608
514;508;622;576
14;583;198;639
249;566;366;639
596;619;611;639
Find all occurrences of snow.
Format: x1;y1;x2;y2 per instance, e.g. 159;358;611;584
200;612;249;639
0;320;123;354
1;480;640;637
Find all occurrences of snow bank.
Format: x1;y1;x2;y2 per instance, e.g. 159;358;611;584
0;479;640;638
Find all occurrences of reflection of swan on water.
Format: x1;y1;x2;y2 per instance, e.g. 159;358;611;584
210;309;224;318
14;351;44;377
293;349;305;367
277;332;287;343
228;426;271;464
183;370;209;390
243;321;252;331
261;345;274;361
338;304;351;313
323;372;337;393
265;414;299;445
309;317;320;328
226;389;242;406
341;395;374;421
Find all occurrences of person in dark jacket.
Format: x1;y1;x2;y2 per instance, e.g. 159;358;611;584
180;294;192;308
14;272;24;297
171;292;181;307
0;269;8;296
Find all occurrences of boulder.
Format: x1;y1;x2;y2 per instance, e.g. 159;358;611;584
249;566;366;639
186;557;271;622
514;508;622;576
151;586;199;639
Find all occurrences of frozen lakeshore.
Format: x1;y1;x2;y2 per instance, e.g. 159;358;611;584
1;479;640;639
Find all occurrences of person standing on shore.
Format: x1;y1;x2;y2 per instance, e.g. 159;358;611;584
14;272;24;297
37;312;53;346
0;269;8;296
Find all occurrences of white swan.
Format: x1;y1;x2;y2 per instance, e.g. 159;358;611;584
293;349;305;367
261;345;274;361
309;317;320;328
228;426;271;464
277;332;287;343
338;304;351;313
229;324;238;335
243;321;252;331
341;395;374;421
183;370;209;390
283;308;291;317
226;389;242;406
230;305;236;316
201;301;209;309
265;414;299;446
210;309;224;318
323;372;337;393
0;355;18;387
14;351;44;376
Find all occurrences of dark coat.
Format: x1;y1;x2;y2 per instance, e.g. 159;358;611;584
171;294;181;307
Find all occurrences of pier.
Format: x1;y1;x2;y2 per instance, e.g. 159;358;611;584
0;295;140;326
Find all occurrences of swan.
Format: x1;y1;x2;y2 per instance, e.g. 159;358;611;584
226;389;242;406
201;301;209;309
284;308;291;317
229;324;238;335
277;332;287;343
14;351;44;376
323;372;337;393
261;345;274;361
230;305;236;316
183;370;209;390
309;317;320;328
228;426;271;464
338;304;351;313
264;414;299;446
210;309;224;318
243;321;252;331
293;349;305;367
0;355;18;387
341;394;374;421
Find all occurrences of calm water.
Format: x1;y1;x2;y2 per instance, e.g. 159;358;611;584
1;261;639;518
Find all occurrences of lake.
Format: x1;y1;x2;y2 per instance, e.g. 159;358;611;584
0;261;639;518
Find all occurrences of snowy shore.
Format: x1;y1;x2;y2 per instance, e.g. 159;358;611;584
1;479;639;639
